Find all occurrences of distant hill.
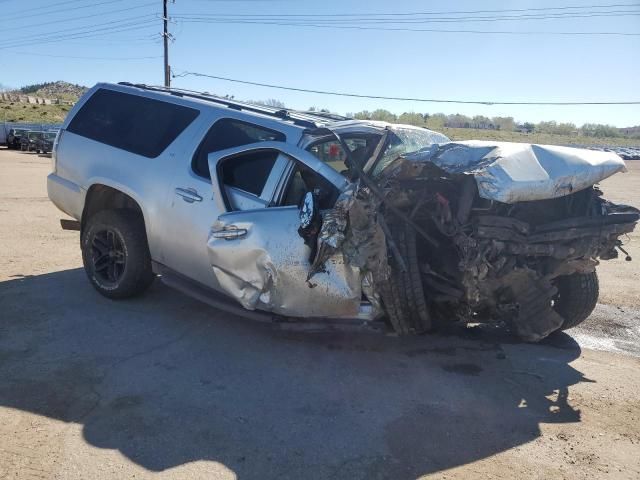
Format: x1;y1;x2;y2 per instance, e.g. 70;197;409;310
1;81;88;123
19;81;87;102
0;81;87;123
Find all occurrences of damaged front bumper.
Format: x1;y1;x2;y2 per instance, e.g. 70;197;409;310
304;138;639;341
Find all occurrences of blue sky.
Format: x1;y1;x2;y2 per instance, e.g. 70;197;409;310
1;0;638;126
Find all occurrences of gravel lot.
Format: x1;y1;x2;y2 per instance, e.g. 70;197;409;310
1;148;639;479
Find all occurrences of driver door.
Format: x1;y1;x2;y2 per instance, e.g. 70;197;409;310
206;141;362;318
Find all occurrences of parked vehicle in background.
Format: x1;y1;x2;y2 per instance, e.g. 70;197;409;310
6;128;29;149
19;132;30;151
47;83;639;342
20;131;43;152
35;131;58;153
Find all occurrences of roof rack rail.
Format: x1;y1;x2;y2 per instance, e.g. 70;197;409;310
299;110;351;122
117;82;326;129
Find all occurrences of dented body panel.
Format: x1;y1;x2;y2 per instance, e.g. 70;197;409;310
207;206;362;317
402;141;627;203
205;142;361;319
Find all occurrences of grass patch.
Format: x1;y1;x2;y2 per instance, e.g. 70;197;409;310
440;127;640;147
1;102;70;123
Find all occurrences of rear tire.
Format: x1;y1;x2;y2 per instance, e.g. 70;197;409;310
552;271;599;330
81;209;154;299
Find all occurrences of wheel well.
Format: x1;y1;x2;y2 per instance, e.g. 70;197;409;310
82;184;144;232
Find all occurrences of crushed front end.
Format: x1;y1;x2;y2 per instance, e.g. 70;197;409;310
308;128;639;341
384;178;637;341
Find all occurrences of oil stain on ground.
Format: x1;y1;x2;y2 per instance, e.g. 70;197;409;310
442;363;483;376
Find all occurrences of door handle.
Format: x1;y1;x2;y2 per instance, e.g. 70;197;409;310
211;226;248;240
175;187;202;203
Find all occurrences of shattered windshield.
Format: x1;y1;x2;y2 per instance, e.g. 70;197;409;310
372;127;450;177
308;135;381;174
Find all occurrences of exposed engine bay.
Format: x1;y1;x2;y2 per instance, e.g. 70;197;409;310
302;127;639;341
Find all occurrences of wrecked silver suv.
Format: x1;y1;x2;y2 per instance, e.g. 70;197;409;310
48;83;638;342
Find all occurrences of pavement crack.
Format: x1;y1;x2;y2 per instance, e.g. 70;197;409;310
110;324;201;368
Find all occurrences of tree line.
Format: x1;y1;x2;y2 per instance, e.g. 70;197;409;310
231;97;637;140
340;109;631;139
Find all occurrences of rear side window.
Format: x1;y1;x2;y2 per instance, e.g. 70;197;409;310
220;150;279;196
67;88;199;158
192;118;285;179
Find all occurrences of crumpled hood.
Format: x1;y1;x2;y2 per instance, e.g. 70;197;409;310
401;140;627;204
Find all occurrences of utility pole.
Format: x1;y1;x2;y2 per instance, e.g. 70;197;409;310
163;0;170;88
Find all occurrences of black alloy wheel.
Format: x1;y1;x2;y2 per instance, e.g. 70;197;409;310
81;209;154;299
90;228;127;288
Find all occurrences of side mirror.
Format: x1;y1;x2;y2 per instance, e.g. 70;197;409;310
298;191;322;261
299;191;318;230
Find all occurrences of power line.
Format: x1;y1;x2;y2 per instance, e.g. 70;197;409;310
4;0;99;15
1;1;156;33
6;50;162;60
175;17;640;36
0;17;157;48
0;15;154;45
26;37;160;46
173;9;640;24
171;2;640;36
0;23;159;50
3;0;124;21
172;2;640;17
172;71;640;105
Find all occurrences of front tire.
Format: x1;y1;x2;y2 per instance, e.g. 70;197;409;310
552;271;599;330
81;209;154;299
379;219;432;334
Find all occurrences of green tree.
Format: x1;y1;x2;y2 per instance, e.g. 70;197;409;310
398;112;425;126
580;123;620;138
536;121;557;134
471;115;493;129
446;113;472;128
492;116;515;132
353;110;372;120
554;123;577;136
425;113;446;130
263;98;285;108
521;122;535;133
370;109;397;122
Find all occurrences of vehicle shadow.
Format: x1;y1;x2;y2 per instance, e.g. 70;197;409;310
0;268;588;479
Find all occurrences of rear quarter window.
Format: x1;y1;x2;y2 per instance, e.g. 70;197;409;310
192;118;286;179
67;88;199;158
